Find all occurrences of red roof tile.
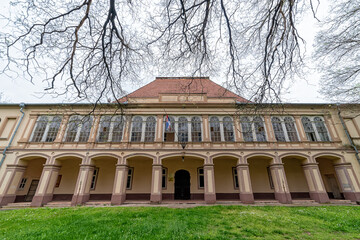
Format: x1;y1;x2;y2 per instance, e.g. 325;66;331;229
119;77;248;102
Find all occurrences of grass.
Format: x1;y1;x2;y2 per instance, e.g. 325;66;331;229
0;205;359;239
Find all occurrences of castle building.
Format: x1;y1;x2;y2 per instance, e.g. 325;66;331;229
0;77;359;207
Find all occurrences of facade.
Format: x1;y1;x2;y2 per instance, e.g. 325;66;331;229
0;77;360;207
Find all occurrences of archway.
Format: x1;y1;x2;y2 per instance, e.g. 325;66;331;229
174;170;190;200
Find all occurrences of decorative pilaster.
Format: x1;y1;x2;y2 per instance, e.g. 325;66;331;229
294;116;307;142
150;164;163;203
334;163;360;202
111;164;128;205
302;163;330;203
236;163;254;203
31;164;61;207
204;163;216;204
71;164;95;206
269;163;292;204
202;115;210;142
0;165;26;206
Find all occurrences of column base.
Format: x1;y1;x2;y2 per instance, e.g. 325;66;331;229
309;192;330;203
111;194;126;205
31;195;53;207
150;194;162;204
71;194;90;206
343;192;360;202
204;193;216;204
239;193;254;204
275;192;292;204
0;195;16;206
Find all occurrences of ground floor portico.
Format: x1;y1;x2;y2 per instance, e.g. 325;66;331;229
1;150;360;207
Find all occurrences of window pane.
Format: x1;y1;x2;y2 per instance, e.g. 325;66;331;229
240;116;253;142
31;116;48;142
45;116;62;142
210;117;221;142
65;115;80;142
272;117;286;142
178;117;188;142
144;116;156;142
112;116;124;142
223;117;234;142
78;116;93;142
284;117;299;142
98;116;112;142
301;117;317;141
131;116;143;142
254;117;266;141
314;117;330;141
191;117;202;142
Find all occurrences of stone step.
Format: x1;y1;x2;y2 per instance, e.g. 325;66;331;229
292;199;318;204
329;199;353;205
2;202;31;209
85;201;111;206
44;201;72;208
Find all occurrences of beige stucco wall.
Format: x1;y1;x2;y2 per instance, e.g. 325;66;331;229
214;158;238;193
127;158;152;193
283;159;309;192
248;158;274;193
90;158;116;194
16;158;45;196
53;159;81;194
317;158;340;193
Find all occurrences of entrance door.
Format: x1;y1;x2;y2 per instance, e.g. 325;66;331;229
175;170;190;200
326;174;342;199
25;180;39;202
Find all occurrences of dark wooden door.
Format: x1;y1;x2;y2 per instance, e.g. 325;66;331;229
175;170;190;200
326;174;342;199
25;180;39;202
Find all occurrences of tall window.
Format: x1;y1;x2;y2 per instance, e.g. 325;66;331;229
126;168;133;189
210;117;221;142
232;168;239;189
198;167;204;188
144;116;156;142
90;168;99;190
301;117;317;141
162;168;167;189
314;117;331;141
178;117;188;142
271;116;299;142
301;116;330;142
131;116;143;142
272;117;286;141
284;117;299;142
223;117;234;142
164;116;175;142
64;115;93;142
31;116;62;142
97;115;125;142
240;116;267;142
191;117;202;142
98;116;112;142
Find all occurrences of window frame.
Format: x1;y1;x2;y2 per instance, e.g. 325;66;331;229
198;167;204;189
126;167;134;190
97;115;126;143
301;116;331;142
271;116;300;142
63;115;94;142
18;178;27;190
130;116;157;142
240;116;268;142
90;167;99;190
163;116;203;142
232;167;239;189
162;167;168;189
30;115;62;142
208;116;236;142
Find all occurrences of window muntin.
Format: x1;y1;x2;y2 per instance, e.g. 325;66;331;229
144;116;156;142
64;115;93;142
271;116;299;142
223;117;234;142
131;116;143;142
301;116;330;142
178;117;188;143
210;116;221;142
191;117;202;142
30;116;62;142
18;178;27;189
198;167;204;188
240;116;267;142
97;115;125;142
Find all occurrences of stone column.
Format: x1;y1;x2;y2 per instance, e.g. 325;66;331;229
0;165;26;206
31;164;61;207
302;163;330;203
111;164;128;205
150;164;163;203
334;163;360;202
71;164;95;206
269;163;292;204
236;163;254;203
204;163;216;204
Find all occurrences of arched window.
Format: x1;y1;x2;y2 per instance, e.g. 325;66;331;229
78;116;93;142
272;117;286;142
254;116;266;141
164;116;175;142
131;116;143;142
65;115;81;142
144;116;156;142
223;117;234;142
240;116;253;142
45;116;62;142
31;116;48;142
314;117;330;141
191;117;202;142
210;117;221;142
98;116;112;142
302;117;317;141
112;116;124;142
178;117;188;142
284;117;299;142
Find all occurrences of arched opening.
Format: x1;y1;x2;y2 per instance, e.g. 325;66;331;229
213;156;239;200
174;170;190;200
316;155;344;199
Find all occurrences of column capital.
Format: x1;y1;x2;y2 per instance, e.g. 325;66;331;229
236;163;249;168
301;162;319;167
5;164;27;171
203;163;214;167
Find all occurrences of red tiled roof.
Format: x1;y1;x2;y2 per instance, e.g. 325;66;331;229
119;77;248;102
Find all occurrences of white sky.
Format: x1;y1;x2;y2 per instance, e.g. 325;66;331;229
0;0;329;104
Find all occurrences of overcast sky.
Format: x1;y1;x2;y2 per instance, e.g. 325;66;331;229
0;0;329;104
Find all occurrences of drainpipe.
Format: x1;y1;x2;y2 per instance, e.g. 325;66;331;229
0;103;25;168
337;105;360;164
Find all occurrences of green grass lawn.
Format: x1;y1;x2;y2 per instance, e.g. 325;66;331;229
0;205;359;239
